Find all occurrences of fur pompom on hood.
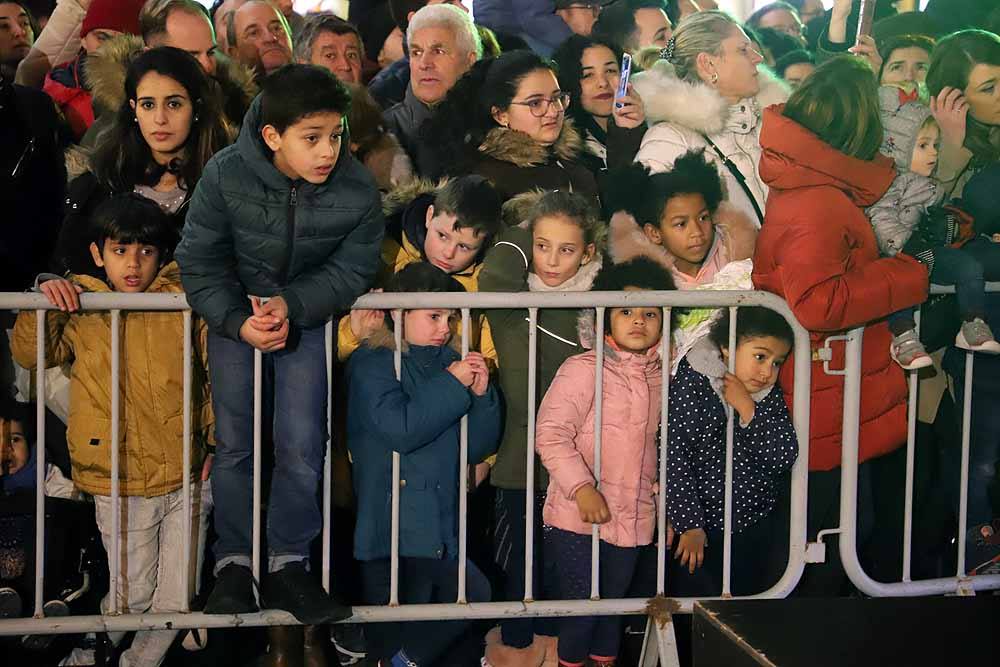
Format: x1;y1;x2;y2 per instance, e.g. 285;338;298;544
633;60;790;136
607;202;757;275
478;119;585;168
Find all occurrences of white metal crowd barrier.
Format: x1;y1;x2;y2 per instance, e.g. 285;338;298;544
834;283;1000;598
0;285;996;659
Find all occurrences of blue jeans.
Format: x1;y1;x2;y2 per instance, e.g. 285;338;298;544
207;325;328;574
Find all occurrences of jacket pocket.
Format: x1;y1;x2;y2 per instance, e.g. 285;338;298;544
67;415;112;481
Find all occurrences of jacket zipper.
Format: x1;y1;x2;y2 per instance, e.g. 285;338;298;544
280;185;298;284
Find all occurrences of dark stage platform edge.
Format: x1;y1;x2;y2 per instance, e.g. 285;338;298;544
692;596;998;667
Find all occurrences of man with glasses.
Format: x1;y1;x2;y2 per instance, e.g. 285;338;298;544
474;0;605;57
384;3;481;178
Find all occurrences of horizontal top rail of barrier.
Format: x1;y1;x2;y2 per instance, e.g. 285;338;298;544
3;282;998;640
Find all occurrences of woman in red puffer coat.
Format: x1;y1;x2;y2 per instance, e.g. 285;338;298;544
751;57;929;594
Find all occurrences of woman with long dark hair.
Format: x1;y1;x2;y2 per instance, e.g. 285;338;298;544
55;46;232;275
551;33;647;175
926;30;1000;198
421;49;599;202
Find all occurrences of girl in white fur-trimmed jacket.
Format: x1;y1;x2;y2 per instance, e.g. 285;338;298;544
631;11;790;229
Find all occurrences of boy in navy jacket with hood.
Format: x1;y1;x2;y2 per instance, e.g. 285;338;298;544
176;65;384;623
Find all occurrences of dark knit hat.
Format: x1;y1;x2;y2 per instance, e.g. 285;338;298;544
81;0;145;38
878;85;933;172
963;164;1000;238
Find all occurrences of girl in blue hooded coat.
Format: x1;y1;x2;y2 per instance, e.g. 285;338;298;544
346;263;502;667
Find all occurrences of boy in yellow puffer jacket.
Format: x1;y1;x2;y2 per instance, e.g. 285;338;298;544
337;175;504;362
11;194;213;667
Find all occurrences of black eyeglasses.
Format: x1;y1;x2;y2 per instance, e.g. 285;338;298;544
509;92;571;118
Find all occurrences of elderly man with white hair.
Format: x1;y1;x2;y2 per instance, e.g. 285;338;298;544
383;2;481;178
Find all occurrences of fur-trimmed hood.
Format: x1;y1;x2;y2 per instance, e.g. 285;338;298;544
364;320;464;357
633;61;790;136
65;144;92;180
381;177;446;219
477;119;585;168
85;34;257;122
85;34;144;114
606;202;757;282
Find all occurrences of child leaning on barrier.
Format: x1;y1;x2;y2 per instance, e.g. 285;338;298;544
866;86;1000;369
175;64;384;623
10;194;214;667
346;263;501;667
666;307;798;598
337;174;504;362
534;258;675;667
477;190;605;667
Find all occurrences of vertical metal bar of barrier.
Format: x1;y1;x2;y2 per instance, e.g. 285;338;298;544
656;307;671;595
956;352;974;577
458;308;470;603
322;320;333;593
591;309;605;600
33;311;47;617
524;308;538;601
182;310;193;611
902;311;920;582
252;348;262;600
721;307;737;597
109;309;121;614
390;311;402;605
838;327;865;587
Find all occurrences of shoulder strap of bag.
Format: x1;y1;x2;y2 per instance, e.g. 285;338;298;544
702;134;765;226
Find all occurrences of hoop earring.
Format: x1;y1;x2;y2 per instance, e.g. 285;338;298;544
711;72;719;84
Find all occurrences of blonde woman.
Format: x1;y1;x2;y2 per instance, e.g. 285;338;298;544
632;10;789;228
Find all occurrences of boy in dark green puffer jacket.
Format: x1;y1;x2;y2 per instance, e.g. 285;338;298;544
176;65;384;623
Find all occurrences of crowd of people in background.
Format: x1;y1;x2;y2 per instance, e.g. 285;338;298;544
2;0;1000;666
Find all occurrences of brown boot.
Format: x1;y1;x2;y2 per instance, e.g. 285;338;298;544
262;625;304;667
303;625;328;667
533;634;558;667
483;634;546;667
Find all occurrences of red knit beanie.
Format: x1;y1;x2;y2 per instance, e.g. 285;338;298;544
80;0;145;38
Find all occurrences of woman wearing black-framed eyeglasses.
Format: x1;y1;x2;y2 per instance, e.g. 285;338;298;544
421;49;599;202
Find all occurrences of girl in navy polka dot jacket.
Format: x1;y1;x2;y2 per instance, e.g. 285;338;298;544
666;307;799;597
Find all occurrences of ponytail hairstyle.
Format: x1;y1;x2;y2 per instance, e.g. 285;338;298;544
421;50;558;170
603;149;723;230
660;10;741;84
926;30;1000;165
526;190;607;255
91;47;233;193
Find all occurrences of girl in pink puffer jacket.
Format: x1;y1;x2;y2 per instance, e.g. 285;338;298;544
535;258;674;667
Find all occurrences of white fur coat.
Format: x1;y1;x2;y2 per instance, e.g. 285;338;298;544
632;61;790;228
